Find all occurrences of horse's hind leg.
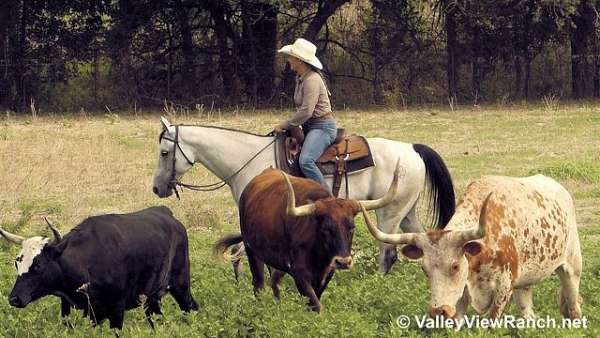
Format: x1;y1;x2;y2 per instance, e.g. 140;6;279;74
399;203;423;233
376;199;421;274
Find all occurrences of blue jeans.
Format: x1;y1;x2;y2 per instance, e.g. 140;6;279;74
300;119;337;188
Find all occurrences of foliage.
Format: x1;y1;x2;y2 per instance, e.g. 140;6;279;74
1;0;599;112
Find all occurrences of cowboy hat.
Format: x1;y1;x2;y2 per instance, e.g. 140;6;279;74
278;38;323;70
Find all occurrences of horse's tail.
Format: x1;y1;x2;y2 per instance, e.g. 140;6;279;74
413;144;456;228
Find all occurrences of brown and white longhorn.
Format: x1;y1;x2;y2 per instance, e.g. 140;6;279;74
362;175;582;320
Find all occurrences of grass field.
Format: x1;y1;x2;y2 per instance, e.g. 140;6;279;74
0;104;598;337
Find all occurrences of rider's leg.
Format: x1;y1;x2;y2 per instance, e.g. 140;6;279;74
299;122;336;188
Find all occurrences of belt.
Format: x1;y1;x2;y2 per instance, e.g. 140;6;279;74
309;113;333;122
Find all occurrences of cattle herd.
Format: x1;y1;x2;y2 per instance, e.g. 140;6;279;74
0;118;584;331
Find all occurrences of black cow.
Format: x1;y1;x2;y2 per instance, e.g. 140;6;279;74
0;206;198;329
214;167;400;312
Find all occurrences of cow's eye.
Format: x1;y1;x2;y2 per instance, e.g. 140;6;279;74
450;262;460;275
31;264;43;273
161;151;169;157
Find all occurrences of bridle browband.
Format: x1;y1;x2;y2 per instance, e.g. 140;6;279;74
159;125;276;199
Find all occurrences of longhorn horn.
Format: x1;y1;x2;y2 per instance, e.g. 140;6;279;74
0;227;25;244
44;217;62;242
454;193;492;244
281;171;316;217
360;203;419;245
359;160;402;211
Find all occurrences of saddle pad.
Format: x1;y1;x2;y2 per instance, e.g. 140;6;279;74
317;136;374;176
317;135;370;163
275;134;375;177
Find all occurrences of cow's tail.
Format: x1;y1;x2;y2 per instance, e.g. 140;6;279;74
213;234;244;263
413;144;456;229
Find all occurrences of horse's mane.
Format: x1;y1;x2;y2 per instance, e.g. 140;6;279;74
159;124;273;143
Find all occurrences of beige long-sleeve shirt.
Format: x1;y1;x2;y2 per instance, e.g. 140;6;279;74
284;70;332;127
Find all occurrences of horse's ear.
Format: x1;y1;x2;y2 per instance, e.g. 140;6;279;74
160;116;171;130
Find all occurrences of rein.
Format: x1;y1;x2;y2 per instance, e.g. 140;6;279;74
160;125;276;198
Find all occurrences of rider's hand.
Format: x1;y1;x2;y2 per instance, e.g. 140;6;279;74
273;124;285;133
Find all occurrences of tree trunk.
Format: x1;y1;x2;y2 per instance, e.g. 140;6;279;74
166;20;173;102
242;2;257;106
593;0;600;97
443;0;458;103
471;24;482;104
108;0;137;103
242;1;278;105
595;41;600;97
92;48;99;106
522;0;534;100
15;0;27;111
524;57;531;99
514;55;523;99
175;1;196;102
570;0;595;99
0;0;19;109
208;1;239;104
369;12;384;105
304;0;350;42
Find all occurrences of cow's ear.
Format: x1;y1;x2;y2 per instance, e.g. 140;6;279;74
46;244;63;260
463;241;483;256
400;244;423;260
349;201;361;216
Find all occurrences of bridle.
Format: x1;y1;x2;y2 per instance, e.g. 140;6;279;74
160;125;194;199
159;125;276;199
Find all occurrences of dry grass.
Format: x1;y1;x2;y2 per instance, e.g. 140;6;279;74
0;103;598;336
1;104;598;234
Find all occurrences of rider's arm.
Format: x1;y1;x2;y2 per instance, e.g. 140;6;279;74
281;74;320;128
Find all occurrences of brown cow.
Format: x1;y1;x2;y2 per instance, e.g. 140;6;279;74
215;166;400;312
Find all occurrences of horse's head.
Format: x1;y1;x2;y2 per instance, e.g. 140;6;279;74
152;117;195;198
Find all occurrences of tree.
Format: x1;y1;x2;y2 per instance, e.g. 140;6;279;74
0;0;20;109
570;0;596;98
0;0;106;111
241;1;278;105
107;0;158;104
441;0;459;102
206;0;241;104
305;0;351;42
278;0;351;105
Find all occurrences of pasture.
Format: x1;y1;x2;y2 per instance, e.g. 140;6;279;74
0;104;599;337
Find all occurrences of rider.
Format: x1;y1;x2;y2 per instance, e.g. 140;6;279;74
274;38;337;189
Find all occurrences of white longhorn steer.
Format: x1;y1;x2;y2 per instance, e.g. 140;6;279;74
361;174;583;319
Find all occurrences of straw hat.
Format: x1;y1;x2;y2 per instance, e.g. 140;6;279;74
277;38;323;70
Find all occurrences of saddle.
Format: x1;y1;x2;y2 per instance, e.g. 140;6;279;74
275;126;375;198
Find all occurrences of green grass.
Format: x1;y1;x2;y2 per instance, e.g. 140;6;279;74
530;162;600;184
0;104;598;337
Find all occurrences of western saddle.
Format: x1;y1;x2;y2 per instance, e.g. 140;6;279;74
275;126;375;198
